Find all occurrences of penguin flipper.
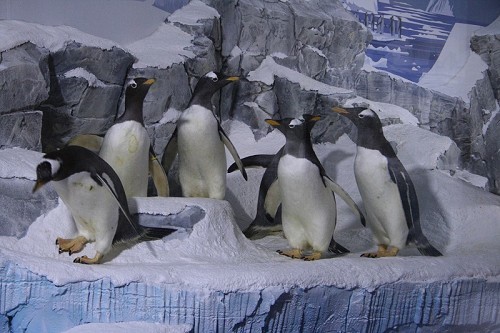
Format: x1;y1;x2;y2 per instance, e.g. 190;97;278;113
161;127;178;173
140;226;177;241
149;147;169;197
323;176;366;227
387;158;442;256
218;125;248;181
228;154;276;173
66;134;104;154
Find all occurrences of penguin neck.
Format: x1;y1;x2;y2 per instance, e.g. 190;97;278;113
189;92;214;110
356;129;395;156
283;133;314;159
118;99;144;125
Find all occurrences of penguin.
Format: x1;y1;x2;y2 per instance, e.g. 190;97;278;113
32;145;175;264
260;115;365;260
332;106;442;257
99;77;156;198
228;121;365;242
161;71;247;199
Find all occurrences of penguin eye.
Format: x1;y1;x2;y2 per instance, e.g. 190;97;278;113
211;76;219;82
358;114;365;119
129;80;138;88
288;124;295;129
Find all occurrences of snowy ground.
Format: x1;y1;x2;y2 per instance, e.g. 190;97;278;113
0;117;499;295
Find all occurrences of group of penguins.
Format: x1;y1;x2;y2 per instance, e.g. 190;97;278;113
32;71;442;264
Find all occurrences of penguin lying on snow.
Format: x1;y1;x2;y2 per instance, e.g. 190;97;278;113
238;115;365;260
33;145;175;264
333;106;442;257
161;71;247;199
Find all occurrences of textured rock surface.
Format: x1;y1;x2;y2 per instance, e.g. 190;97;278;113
0;111;43;151
0;264;498;333
0;148;58;238
0;43;50;114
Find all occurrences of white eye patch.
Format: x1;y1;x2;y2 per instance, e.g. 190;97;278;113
43;158;61;176
359;109;375;118
205;71;218;81
128;79;137;88
288;118;304;128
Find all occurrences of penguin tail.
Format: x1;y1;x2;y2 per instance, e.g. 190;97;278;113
141;226;177;241
328;239;350;255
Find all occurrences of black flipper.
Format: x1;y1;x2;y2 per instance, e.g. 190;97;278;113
161;127;178;174
218;124;247;181
387;156;442;256
228;154;276;173
140;226;177;241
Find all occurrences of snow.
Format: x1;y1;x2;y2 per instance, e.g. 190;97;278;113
64;68;107;88
0;147;43;180
167;0;220;26
426;0;454;17
418;23;488;103
2;113;499;294
125;23;195;69
0;0;168;45
247;56;352;95
0;20;118;53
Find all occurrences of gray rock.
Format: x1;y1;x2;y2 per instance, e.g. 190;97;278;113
0;43;50;114
471;32;500;101
0;111;43;151
484;111;500;194
50;42;135;85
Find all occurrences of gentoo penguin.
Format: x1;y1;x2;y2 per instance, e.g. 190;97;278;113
32;145;175;264
99;77;155;198
161;71;247;199
228;120;365;242
262;115;365;260
333;106;442;257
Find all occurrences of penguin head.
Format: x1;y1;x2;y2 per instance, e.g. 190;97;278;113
332;106;383;132
33;157;61;193
192;72;240;100
125;77;155;101
265;114;320;140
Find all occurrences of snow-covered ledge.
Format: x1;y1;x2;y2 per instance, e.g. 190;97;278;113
1;120;500;332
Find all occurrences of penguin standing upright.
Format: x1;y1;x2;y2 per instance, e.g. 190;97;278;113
264;115;365;260
99;78;155;198
32;145;175;264
333;106;442;257
161;71;247;199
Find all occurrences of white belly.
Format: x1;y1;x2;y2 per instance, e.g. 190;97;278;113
177;105;226;199
52;172;119;254
354;147;408;248
100;121;150;197
278;155;336;252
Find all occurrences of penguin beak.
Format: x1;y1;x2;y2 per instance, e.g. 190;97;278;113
225;76;240;82
310;115;321;122
143;78;156;86
32;179;47;193
265;119;281;127
332;106;349;115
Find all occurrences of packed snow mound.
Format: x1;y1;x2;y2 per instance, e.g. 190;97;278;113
418;23;488;103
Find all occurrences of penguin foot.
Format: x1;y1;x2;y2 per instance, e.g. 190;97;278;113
361;245;399;258
277;248;303;259
56;236;88;255
73;252;103;265
303;251;322;261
